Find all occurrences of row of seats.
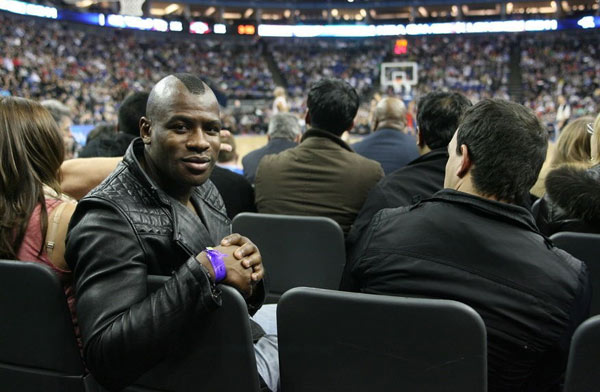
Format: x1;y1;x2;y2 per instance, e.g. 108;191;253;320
0;258;599;391
1;213;598;391
233;212;600;315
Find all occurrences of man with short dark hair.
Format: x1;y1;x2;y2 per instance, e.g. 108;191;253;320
66;74;278;391
351;97;418;175
254;78;383;235
348;91;472;245
342;99;590;392
79;92;150;157
242;113;301;184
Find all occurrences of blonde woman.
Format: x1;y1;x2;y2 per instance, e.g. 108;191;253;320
535;113;600;235
531;117;594;196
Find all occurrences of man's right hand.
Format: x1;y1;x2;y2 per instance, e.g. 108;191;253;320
196;245;253;297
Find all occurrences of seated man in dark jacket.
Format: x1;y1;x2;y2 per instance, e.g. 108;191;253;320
347;91;472;247
66;74;276;391
342;99;591;392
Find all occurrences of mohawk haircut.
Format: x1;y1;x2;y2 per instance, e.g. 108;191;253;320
172;73;206;95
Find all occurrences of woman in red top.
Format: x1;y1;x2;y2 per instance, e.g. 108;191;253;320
0;96;77;330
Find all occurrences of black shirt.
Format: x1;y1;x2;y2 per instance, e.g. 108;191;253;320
210;166;256;220
347;148;448;248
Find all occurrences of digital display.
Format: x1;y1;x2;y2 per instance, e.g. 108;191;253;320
237;25;256;35
258;19;559;37
0;0;57;18
0;0;596;37
394;39;408;55
213;23;227;34
190;21;210;34
59;10;101;25
105;14;168;32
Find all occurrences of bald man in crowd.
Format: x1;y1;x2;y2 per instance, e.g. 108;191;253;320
351;97;419;175
65;73;278;391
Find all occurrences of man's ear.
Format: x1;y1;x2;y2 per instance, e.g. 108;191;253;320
139;117;151;144
305;111;311;126
457;144;472;178
345;120;355;133
416;127;424;147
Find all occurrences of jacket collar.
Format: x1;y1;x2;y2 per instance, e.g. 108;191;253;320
424;189;541;234
122;138;171;205
408;148;448;166
122;138;227;248
301;128;353;152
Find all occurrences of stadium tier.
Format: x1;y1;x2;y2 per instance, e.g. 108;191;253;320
0;4;599;133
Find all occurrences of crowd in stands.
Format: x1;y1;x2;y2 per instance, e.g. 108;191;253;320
402;35;512;102
270;37;387;102
521;30;600;127
3;11;599;137
0;13;275;126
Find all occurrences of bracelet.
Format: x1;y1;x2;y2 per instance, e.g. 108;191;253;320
204;247;227;282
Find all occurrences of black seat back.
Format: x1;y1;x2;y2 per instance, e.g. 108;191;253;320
232;212;346;302
117;275;261;392
564;315;600;392
551;232;600;315
278;287;487;392
0;259;85;392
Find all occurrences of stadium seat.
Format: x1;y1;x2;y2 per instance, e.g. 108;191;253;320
232;212;346;303
564;315;600;392
0;259;85;392
277;287;487;392
550;232;600;315
115;275;261;392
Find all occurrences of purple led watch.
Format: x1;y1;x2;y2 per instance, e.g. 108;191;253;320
204;247;227;282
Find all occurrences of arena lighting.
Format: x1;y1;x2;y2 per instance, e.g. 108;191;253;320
213;23;227;34
169;21;183;32
190;21;210;34
258;19;559;37
577;15;597;28
105;14;169;32
0;0;57;19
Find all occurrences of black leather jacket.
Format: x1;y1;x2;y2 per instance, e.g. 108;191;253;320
66;139;264;391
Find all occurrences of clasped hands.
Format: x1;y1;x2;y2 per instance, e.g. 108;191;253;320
196;233;263;298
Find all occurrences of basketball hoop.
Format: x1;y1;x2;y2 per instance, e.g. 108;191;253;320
381;62;419;93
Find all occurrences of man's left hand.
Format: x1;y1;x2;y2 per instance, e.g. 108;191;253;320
221;233;264;282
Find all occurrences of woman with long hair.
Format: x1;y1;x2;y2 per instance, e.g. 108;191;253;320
0;96;77;316
530;116;593;196
535;113;600;235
